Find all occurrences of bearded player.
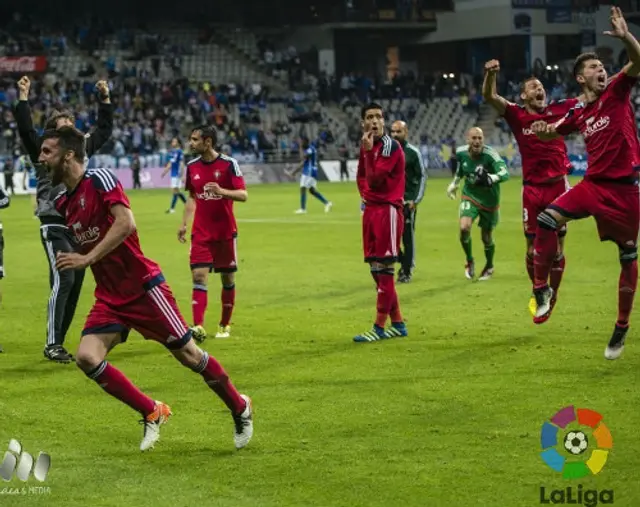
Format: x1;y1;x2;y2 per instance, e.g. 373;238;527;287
353;102;408;343
179;125;247;341
531;7;640;360
483;59;580;312
40;127;253;451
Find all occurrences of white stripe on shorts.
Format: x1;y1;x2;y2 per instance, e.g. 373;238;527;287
390;205;398;257
148;287;188;338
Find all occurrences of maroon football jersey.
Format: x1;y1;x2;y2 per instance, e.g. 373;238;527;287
556;73;640;181
357;134;405;208
503;99;578;185
185;154;245;242
55;168;162;306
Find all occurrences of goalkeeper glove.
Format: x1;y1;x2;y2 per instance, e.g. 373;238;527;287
446;181;458;199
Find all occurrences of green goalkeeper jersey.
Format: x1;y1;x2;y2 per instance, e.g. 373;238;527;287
455;145;509;211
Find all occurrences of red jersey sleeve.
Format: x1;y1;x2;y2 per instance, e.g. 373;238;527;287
502;103;522;128
227;158;246;190
184;163;194;196
555;104;582;136
609;71;637;100
88;168;131;209
365;136;403;187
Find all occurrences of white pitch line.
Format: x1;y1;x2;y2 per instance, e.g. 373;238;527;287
237;217;534;225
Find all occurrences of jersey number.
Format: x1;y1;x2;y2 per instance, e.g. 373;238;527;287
523;208;529;223
459;201;471;213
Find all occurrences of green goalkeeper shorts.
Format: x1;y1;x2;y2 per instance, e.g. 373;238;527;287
459;200;499;230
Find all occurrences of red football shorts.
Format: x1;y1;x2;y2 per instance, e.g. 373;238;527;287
190;236;238;273
362;204;404;263
548;178;640;247
82;282;191;350
522;178;569;238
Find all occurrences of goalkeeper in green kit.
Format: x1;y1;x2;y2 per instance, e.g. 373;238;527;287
447;127;509;280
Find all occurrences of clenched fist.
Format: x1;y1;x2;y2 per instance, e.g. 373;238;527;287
17;76;30;100
531;120;550;134
95;80;110;102
484;60;500;74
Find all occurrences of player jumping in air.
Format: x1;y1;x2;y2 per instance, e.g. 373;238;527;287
447;127;509;281
40;127;253;451
531;7;640;360
483;60;580;311
179;125;247;341
354;102;408;343
162;137;187;214
287;138;332;214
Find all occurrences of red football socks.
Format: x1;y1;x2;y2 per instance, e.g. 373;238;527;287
389;289;403;323
375;272;395;328
220;284;235;327
88;362;155;416
533;226;558;290
550;255;566;294
199;353;245;414
526;253;535;284
192;286;208;326
617;259;638;327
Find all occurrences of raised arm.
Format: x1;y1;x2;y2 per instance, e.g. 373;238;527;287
85;81;113;158
482;60;511;116
603;7;640;77
56;204;135;271
363;135;404;187
14;76;40;163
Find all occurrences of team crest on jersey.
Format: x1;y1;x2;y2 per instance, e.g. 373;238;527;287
80;195;86;210
214;170;221;179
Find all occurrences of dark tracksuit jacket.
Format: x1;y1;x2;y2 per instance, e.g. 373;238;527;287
399;141;427;275
14;100;113;348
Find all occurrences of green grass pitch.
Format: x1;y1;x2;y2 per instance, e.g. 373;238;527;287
0;177;639;506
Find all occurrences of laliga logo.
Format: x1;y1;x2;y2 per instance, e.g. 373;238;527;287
583;116;610;139
72;222;101;245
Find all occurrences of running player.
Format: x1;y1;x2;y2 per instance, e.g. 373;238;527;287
447;127;509;280
162;138;187;214
40;126;253;450
288;138;332;214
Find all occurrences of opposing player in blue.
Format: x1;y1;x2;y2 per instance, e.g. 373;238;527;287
162;137;187;214
287;138;332;214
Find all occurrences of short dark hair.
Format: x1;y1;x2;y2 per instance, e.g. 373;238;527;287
41;126;86;162
45;109;75;130
520;76;539;93
192;124;217;146
573;52;599;77
361;102;384;120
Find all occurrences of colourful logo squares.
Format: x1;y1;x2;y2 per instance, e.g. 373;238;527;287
540;406;612;479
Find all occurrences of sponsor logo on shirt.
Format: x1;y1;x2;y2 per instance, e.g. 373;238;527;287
196;182;223;201
583;116;610;139
72;222;101;245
